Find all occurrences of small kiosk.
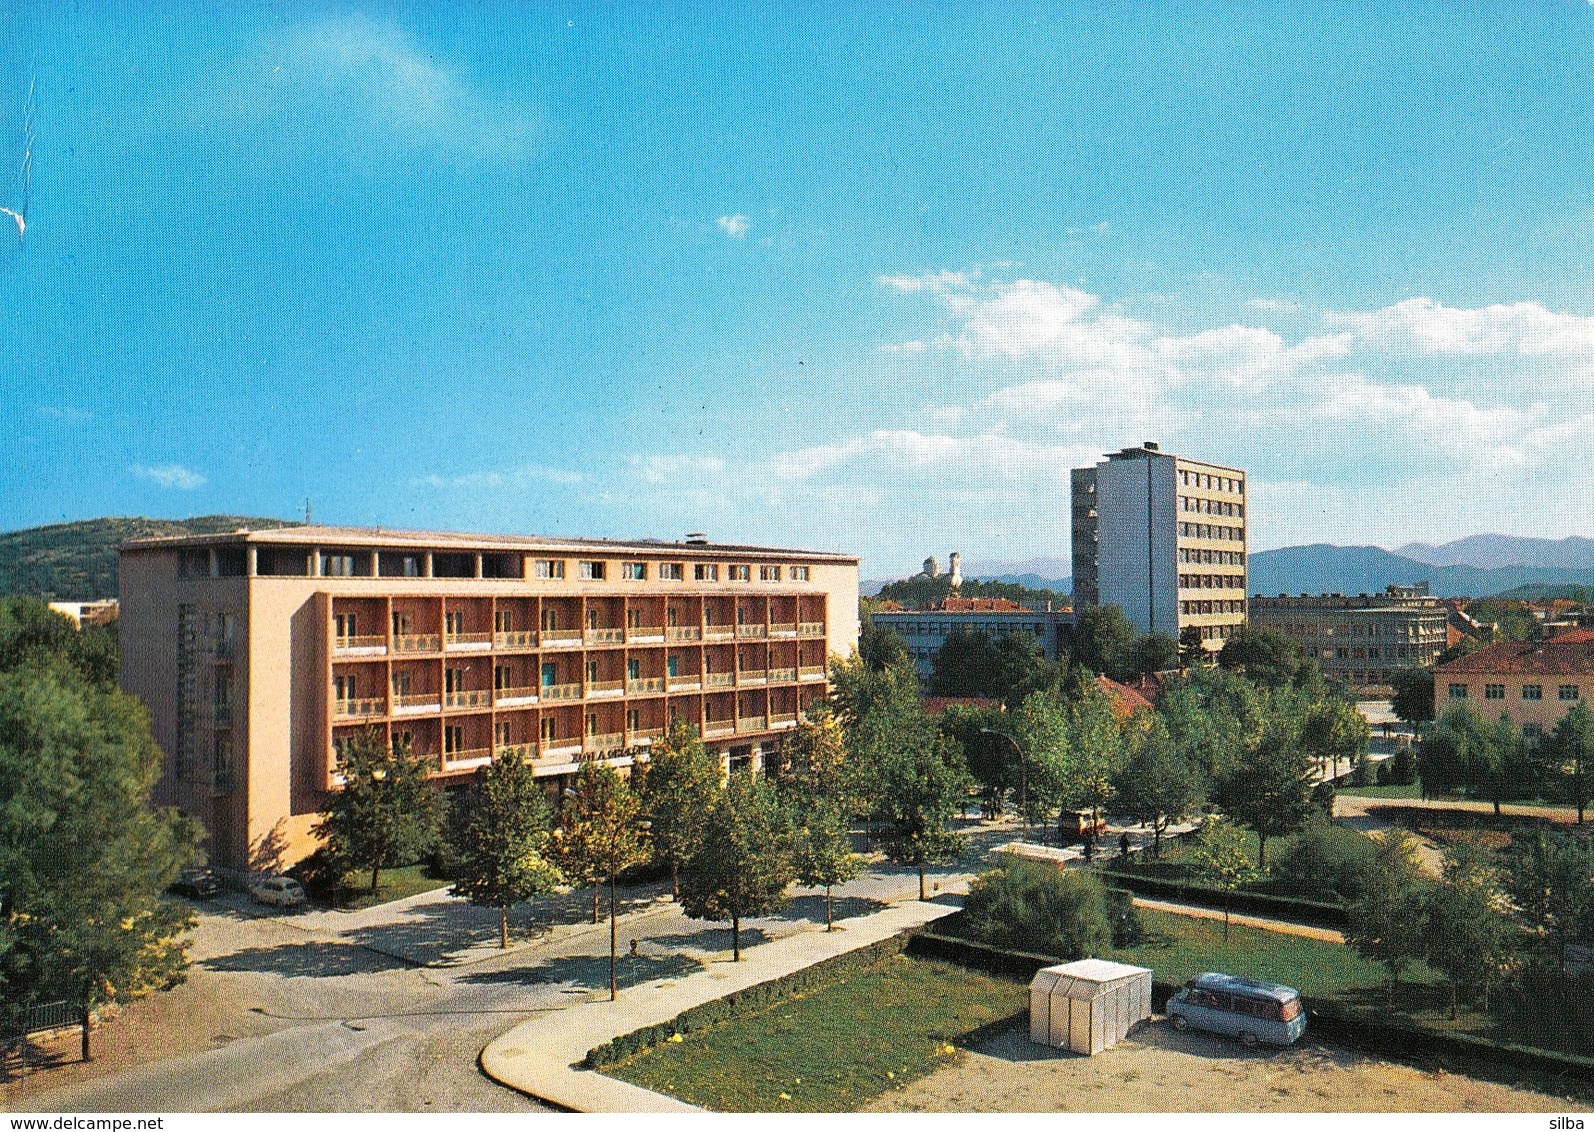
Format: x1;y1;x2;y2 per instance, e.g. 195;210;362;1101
1028;958;1153;1055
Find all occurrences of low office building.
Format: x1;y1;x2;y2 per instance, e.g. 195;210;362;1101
1434;629;1594;743
872;596;1072;682
119;525;859;871
1250;584;1448;689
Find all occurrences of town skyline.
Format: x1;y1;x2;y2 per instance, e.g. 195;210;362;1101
4;5;1593;578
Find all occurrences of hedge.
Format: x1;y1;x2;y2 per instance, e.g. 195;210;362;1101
1093;869;1349;929
581;933;912;1068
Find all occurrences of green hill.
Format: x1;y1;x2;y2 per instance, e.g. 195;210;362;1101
0;516;302;600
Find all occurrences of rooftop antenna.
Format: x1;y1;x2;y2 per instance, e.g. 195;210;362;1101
305;497;312;525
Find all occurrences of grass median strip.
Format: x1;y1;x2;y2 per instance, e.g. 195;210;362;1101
605;954;1028;1112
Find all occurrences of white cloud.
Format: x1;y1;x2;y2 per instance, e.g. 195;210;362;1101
202;14;537;162
1327;297;1594;364
631;454;726;483
716;214;750;238
132;464;206;490
412;464;583;489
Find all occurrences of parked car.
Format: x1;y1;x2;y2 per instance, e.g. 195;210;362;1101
169;865;223;899
248;875;307;908
1166;972;1306;1047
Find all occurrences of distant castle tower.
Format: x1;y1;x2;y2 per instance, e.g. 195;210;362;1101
948;551;962;590
922;556;940;578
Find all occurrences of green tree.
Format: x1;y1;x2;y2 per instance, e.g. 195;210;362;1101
1011;691;1072;835
636;721;722;898
1507;831;1594;972
876;738;971;901
1063;686;1124;828
316;727;441;896
938;702;1016;818
1211;723;1316;869
1217;625;1310;689
1301;698;1370;780
680;773;795;959
1272;814;1375;903
1345;829;1431;1005
1071;604;1136;680
1424;841;1516;1018
787;797;859;931
1177;624;1208;670
1388;667;1436;729
554;763;650;999
0;664;199;1041
928;629;1001;698
1187;818;1259;943
447;750;562;948
857;609;913;672
1126;631;1179;677
0;597;120;689
1114;712;1205;855
963;856;1113;958
1546;701;1594;824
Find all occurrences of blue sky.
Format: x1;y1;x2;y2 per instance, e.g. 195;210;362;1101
4;3;1593;578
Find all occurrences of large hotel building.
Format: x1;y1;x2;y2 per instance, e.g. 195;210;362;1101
119;526;859;871
1071;442;1248;648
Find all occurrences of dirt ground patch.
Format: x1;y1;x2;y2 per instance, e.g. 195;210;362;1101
862;1020;1573;1113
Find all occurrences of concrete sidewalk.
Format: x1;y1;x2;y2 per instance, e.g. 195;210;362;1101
479;899;961;1113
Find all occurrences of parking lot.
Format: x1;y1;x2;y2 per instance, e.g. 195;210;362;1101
864;1018;1572;1113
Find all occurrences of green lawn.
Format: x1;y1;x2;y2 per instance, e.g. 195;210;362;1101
1105;908;1446;1011
606;955;1028;1112
330;863;451;910
1335;783;1424;799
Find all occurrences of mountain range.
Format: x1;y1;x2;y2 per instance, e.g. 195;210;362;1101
866;535;1593;601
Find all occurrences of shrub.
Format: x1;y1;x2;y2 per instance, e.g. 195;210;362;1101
1377;748;1417;786
1273;816;1376;902
288;847;346;898
962;857;1113;959
1106;886;1144;947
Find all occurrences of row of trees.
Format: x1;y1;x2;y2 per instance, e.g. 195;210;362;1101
0;599;198;1036
1421;702;1593;821
1344;829;1594;1018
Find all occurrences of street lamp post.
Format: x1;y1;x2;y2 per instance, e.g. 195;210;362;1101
980;728;1029;843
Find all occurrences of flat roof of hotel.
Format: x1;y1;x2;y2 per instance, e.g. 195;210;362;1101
119;523;860;563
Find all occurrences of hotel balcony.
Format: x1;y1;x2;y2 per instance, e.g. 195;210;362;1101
665;626;702;642
769;622;798;638
666;674;702;692
393;692;442;715
542;738;582;759
335;696;386;719
735;624;768;640
334;634;388;656
628;727;665;745
627;677;666;695
587;679;625;698
704;672;735;689
442;748;493;772
494;686;539;707
704;625;735;642
798;622;825;638
445;632;493;652
539;628;583;649
737;669;768;687
585;628;625;646
585;732;625;754
444;689;491;710
798;665;826;681
769;666;797;684
394;633;441;653
736;716;768;733
770;712;798;729
494;630;538;649
542;682;583;702
703;721;735;738
626;626;665;644
495;742;538;761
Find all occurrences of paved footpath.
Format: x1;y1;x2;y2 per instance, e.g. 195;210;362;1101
480;898;961;1113
1127;896;1343;943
